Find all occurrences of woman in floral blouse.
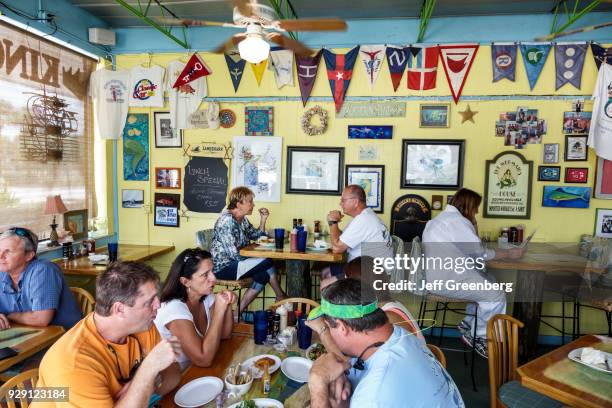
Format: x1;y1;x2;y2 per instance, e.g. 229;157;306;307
211;187;287;318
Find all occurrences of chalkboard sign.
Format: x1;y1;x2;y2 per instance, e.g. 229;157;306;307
184;156;228;213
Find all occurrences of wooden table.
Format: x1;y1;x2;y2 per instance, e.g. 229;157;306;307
0;324;65;374
517;335;612;408
240;244;345;298
56;244;175;276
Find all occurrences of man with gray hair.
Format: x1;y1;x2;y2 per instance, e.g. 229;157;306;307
0;227;81;330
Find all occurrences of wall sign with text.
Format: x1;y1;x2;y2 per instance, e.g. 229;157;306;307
484;151;533;219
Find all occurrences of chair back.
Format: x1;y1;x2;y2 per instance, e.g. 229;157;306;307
426;344;447;368
196;229;214;251
408;236;427;296
487;314;524;408
0;369;39;408
70;287;95;316
270;298;320;315
386;235;405;291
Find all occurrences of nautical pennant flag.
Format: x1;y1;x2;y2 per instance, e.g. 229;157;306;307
224;50;246;92
251;59;268;86
555;43;587;90
359;45;385;89
296;50;322;106
439;44;479;103
519;43;551;90
591;44;612;70
172;53;212;89
385;46;409;92
491;44;517;82
268;48;294;88
407;46;439;90
323;46;360;113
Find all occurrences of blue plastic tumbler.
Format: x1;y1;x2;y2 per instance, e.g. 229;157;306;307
297;317;312;349
107;242;118;262
274;228;285;249
297;230;308;252
254;310;268;345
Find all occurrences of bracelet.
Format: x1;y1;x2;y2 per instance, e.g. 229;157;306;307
328;220;338;226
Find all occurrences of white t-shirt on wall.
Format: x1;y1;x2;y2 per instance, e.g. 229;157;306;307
165;59;209;129
340;207;394;261
128;65;165;107
88;69;129;140
154;295;215;370
588;63;612;161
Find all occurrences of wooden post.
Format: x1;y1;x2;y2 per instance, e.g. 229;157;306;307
286;260;311;298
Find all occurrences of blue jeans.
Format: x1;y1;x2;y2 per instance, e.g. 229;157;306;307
215;258;275;291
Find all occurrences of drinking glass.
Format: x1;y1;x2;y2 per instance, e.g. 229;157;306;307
274;228;285;249
297;231;308;252
254;311;267;345
107;242;118;262
297;317;312;349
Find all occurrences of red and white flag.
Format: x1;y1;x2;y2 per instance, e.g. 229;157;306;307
407;46;439;90
172;53;212;89
439;44;479;103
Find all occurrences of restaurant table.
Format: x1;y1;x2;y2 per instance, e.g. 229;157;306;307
487;242;607;361
162;323;314;408
0;324;65;374
55;244;175;277
517;335;612;408
240;243;345;298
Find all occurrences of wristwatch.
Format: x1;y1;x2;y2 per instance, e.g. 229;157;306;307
328;220;338;226
154;373;163;390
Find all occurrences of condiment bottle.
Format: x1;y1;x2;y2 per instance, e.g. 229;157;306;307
278;304;288;331
314;220;321;238
262;365;271;395
292;218;298;229
273;313;281;338
290;228;298;251
298;218;303;226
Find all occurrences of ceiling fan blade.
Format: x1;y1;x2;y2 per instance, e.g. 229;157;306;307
278;18;347;32
232;0;254;16
157;17;228;27
267;33;313;56
214;34;247;54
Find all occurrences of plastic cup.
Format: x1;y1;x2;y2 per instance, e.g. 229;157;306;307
107;242;118;262
254;311;268;345
274;228;285;249
297;317;312;349
297;230;308;252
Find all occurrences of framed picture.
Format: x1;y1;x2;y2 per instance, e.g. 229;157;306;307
154;112;182;148
155;167;181;189
345;165;385;213
245;106;273;136
232;136;282;202
348;125;392;139
123;113;149;181
431;195;443;210
400;139;465;190
595;157;612;199
122;189;144;208
537;166;561;182
419;104;450;128
564;167;589;183
63;209;88;240
542;186;590;208
562;111;591;135
286;146;344;195
594;208;612;238
565;135;588;161
154;193;180;227
484;151;533;219
543;143;559;164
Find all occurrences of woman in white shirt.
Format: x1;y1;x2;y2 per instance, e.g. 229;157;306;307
155;248;235;370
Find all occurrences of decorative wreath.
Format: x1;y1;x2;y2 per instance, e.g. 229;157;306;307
301;105;328;136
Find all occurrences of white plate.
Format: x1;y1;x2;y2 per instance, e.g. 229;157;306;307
242;354;282;379
257;242;276;249
174;376;223;407
281;356;313;383
306;246;329;252
568;347;612;374
228;398;284;408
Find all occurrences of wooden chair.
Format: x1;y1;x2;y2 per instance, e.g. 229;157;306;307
70;287;95;316
270;298;320;315
0;369;39;408
426;344;447;368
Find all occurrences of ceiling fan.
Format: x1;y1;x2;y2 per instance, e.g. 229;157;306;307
158;0;347;63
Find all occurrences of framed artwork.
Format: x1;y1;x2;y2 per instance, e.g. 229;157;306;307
594;208;612;238
542;186;590;208
245;106;273;136
419;104;450;128
232;136;282;202
484;151;533;219
154;193;180;227
63;209;88;240
543;143;559;164
564;167;589;183
345;165;385;213
122;189;144;208
595;157;612;199
565;135;588;161
122;113;149;181
358;145;379;160
537;166;561;182
431;195;443;210
155;167;181;189
154;112;182;148
219;109;236;128
348;125;392;139
286;146;344;195
562;111;591;135
400;139;465;190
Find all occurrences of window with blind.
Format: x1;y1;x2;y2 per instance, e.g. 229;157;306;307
0;21;97;240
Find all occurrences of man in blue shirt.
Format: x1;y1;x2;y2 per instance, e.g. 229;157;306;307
307;279;464;408
0;227;81;330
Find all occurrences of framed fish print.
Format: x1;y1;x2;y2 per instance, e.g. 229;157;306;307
564;167;589;183
537;166;561;182
565;135;588;161
345;165;385;213
542;186;590;208
484;151;533;219
286;146;344;195
400;139;464;190
348;125;393;139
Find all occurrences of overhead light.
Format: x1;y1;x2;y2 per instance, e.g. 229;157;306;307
238;33;270;63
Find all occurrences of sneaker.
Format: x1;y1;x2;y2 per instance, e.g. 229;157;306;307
457;320;471;336
460;333;488;359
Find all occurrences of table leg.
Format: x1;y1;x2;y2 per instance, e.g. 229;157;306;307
286;260;311;298
512;269;545;362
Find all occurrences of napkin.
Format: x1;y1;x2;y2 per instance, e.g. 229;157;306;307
313;239;329;249
580;347;606;366
88;254;108;263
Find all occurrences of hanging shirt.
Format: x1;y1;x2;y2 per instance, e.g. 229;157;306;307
128;65;165;107
588;63;612;161
88;69;129;140
165;60;208;129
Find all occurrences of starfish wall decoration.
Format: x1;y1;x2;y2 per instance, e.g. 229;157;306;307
459;105;478;124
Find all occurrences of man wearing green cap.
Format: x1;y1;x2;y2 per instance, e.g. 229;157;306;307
307;279;464;408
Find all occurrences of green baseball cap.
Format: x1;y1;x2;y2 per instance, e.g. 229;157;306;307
308;297;379;320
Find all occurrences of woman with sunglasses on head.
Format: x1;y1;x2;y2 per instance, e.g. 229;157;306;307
154;248;235;370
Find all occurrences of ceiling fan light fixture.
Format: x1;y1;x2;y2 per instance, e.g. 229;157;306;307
238;33;270;63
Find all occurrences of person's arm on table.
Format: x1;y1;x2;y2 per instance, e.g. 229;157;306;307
309;353;351;408
0;313;10;330
220;291;236;339
156;362;181;396
327;211;348;254
7;309;54;326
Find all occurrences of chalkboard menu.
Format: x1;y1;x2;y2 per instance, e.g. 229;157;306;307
184;156;228;213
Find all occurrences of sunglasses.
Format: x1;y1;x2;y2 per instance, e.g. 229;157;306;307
180;249;209;276
8;227;36;250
